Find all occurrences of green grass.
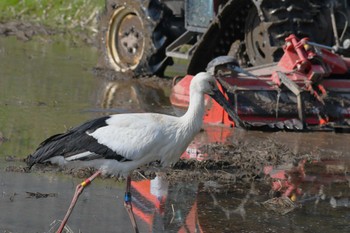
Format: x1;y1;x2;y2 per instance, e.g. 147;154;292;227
0;0;105;32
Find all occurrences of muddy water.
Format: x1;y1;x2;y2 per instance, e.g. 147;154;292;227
1;36;350;233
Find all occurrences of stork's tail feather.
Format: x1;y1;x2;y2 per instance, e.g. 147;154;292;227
25;154;36;170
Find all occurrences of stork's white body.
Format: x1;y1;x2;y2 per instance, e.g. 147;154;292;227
86;110;204;175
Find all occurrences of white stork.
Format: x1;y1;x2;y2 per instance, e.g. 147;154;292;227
26;72;237;233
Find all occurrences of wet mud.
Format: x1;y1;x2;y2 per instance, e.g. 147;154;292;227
0;20;98;46
0;21;53;41
4;136;312;185
174;139;307;177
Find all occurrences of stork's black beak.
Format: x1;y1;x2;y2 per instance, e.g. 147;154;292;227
209;88;246;128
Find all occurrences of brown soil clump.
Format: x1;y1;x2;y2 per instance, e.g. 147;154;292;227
0;21;53;41
136;139;315;184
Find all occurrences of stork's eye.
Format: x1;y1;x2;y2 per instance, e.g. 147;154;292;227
209;81;216;88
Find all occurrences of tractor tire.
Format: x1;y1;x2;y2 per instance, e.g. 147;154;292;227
98;0;180;77
187;0;252;75
244;0;333;66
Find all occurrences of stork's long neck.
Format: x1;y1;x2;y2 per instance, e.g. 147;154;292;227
180;86;205;133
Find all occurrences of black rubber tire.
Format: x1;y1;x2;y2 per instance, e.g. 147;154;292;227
187;0;251;75
97;0;181;77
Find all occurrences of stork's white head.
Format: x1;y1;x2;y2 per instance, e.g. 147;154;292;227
190;72;218;95
190;72;241;127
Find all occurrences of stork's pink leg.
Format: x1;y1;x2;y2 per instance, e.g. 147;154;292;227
56;171;101;233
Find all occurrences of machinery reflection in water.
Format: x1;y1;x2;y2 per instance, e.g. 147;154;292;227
265;158;350;209
97;78;172;114
130;157;349;232
125;124;349;232
130;174;201;232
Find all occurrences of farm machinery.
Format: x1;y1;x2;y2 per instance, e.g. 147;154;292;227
98;0;350;77
97;0;350;131
170;35;350;131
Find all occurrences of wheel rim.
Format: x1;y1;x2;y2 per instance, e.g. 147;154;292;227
245;8;279;66
107;6;145;72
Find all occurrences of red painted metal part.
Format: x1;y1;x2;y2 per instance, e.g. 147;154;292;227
170;35;350;128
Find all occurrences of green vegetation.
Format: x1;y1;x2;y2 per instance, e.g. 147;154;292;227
0;0;104;32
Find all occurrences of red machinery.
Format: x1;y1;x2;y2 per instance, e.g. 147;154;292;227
170;35;350;131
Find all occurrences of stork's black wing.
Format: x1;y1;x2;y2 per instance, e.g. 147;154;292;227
26;115;129;168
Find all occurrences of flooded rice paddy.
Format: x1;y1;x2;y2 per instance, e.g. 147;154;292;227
0;36;350;233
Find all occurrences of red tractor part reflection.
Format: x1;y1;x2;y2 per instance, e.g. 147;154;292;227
130;175;203;232
264;160;306;200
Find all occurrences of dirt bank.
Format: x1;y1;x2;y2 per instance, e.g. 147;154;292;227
0;20;98;46
0;21;53;41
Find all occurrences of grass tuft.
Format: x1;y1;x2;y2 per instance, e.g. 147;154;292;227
0;0;104;33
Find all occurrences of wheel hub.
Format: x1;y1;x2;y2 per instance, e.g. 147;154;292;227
107;7;145;72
